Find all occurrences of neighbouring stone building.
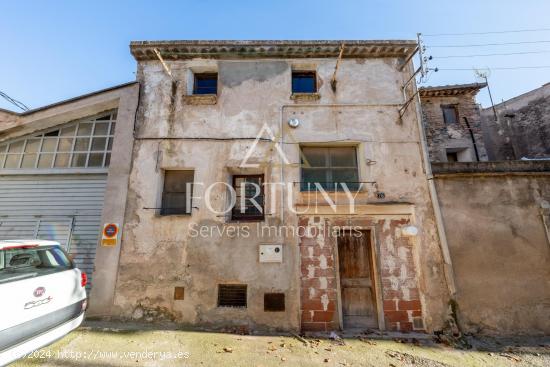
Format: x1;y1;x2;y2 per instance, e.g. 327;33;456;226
482;82;550;160
420;83;488;162
87;40;454;333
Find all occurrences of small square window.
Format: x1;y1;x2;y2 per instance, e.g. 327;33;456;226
442;105;458;124
218;284;247;308
174;287;185;300
264;293;285;312
231;175;264;221
292;71;317;94
446;151;458;162
161;170;194;215
193;73;218;95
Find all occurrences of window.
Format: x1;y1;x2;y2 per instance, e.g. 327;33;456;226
292;71;317;93
264;293;285;312
161;170;194;216
441;105;458;124
231;175;264;221
446;148;470;163
0;111;116;170
300;146;359;191
193;73;218;95
446;151;458;162
218;284;247;308
0;245;73;284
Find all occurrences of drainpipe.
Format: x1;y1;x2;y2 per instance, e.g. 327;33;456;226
410;74;457;297
462;116;480;161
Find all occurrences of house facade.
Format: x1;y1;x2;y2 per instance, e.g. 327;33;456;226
86;41;453;333
420;83;488;163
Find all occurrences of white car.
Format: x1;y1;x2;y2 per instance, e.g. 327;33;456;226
0;240;87;366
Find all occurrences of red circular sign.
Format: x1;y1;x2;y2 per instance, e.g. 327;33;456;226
104;224;118;238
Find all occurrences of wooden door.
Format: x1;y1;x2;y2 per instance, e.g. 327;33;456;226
338;232;378;329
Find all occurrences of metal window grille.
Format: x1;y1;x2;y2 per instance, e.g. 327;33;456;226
218;284;247;308
231;175;264;221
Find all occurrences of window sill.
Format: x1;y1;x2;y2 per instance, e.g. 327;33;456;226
290;93;320;102
183;94;217;105
156;213;192;218
229;218;265;223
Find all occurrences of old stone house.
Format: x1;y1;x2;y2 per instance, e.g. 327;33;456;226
482;82;550;160
86;40;453;333
420;83;488;162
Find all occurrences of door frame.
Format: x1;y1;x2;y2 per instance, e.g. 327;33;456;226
334;226;385;331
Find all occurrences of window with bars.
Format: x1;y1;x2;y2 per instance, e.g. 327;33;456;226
231;175;264;221
218;284;247;308
300;146;359;191
0;111;117;170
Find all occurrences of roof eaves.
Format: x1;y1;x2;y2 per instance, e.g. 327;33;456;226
3;81;138;116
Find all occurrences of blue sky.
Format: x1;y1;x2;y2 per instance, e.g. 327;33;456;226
1;0;549;111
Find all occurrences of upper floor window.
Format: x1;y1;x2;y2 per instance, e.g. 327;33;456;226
0;111;116;170
441;105;458;124
193;73;218;95
231;175;264;221
292;71;317;94
161;170;194;216
300;146;359;191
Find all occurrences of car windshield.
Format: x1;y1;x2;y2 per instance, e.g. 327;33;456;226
0;245;73;284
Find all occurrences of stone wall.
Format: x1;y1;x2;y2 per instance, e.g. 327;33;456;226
482;83;550;160
433;162;550;335
421;93;488;162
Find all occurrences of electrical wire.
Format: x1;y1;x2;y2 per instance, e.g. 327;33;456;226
0;91;29;111
438;66;550;71
433;50;550;59
429;40;550;48
423;28;550;37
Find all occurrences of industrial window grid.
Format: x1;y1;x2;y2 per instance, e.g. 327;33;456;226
0;111;117;170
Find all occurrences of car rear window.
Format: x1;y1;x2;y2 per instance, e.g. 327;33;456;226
0;245;73;284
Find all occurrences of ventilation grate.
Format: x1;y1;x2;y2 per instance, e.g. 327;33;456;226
264;293;285;312
218;284;247;308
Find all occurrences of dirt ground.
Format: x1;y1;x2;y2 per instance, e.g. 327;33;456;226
11;322;550;367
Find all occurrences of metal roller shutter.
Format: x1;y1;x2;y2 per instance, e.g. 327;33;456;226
0;174;107;288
